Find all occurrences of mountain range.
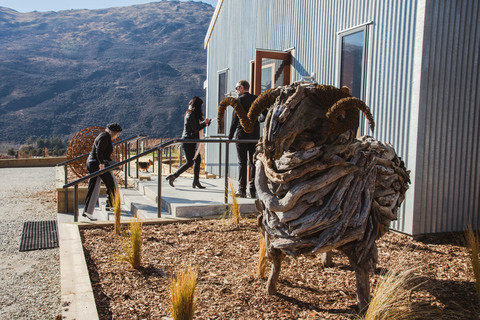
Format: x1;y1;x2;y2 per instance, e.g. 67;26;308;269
0;1;214;142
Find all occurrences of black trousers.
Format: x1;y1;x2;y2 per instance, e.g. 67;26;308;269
236;141;256;193
83;160;118;214
174;143;201;181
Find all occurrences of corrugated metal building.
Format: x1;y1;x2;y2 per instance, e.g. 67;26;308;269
202;0;480;235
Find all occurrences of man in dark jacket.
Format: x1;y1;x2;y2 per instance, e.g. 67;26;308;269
229;80;258;198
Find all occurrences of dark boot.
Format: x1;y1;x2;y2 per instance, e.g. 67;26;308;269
192;179;206;189
166;174;176;187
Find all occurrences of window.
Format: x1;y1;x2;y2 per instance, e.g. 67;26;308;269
338;23;371;99
218;69;228;105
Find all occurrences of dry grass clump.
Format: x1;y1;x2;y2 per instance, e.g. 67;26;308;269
228;180;240;226
359;255;421;320
170;265;198;320
113;190;121;235
117;218;143;269
466;225;480;307
257;236;267;279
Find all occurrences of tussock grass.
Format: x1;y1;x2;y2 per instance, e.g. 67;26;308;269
359;255;421;320
112;190;121;235
228;180;240;226
257;236;267;279
170;265;198;320
466;225;480;307
117;218;143;269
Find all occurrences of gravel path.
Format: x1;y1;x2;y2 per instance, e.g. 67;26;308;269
0;167;61;319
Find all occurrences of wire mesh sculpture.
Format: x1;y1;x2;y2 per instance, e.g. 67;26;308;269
66;126;124;178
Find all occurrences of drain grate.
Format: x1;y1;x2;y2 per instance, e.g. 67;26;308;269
19;220;59;252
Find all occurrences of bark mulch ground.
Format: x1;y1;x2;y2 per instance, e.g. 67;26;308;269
81;218;480;319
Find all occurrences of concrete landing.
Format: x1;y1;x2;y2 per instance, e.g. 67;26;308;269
132;175;257;218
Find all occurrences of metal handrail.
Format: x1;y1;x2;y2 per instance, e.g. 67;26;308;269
56;134;148;167
58;134;147;217
62;137;257;221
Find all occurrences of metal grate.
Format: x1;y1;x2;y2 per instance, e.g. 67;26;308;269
19;220;59;252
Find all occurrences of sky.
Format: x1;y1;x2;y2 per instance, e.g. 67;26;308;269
1;0;218;13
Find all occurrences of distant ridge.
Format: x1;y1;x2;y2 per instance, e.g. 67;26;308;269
0;1;214;142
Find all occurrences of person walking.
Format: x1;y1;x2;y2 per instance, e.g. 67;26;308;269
229;80;258;198
166;97;211;188
82;123;123;221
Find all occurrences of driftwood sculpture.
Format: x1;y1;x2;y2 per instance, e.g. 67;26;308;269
217;82;410;311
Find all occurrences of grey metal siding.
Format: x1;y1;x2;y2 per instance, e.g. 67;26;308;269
204;0;479;234
415;0;480;234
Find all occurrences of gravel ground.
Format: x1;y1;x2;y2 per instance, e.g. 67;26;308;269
0;167;61;319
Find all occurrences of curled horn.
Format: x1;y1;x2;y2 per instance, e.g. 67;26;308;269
217;97;243;134
326;97;375;134
217;88;278;134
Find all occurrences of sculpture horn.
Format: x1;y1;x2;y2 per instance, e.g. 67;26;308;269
326;97;375;134
216;88;278;134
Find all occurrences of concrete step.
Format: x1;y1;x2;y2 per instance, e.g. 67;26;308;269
133;175;257;218
119;188;172;220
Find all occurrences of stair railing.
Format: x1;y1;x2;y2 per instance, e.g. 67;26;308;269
62;137;257;221
57;134;148;214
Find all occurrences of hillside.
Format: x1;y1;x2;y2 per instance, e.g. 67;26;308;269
0;1;214;142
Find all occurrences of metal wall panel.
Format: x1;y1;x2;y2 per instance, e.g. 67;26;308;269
415;0;480;234
204;0;480;234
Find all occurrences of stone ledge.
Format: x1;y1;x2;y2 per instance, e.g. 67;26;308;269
0;156;67;167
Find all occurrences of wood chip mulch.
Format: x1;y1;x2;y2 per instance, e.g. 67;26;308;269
81;218;480;320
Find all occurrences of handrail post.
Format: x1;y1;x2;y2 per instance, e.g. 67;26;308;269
169;146;172;173
218;138;222;178
124;141;128;188
74;185;79;222
136;139;139;178
157;148;162;218
64;165;68;213
224;141;229;204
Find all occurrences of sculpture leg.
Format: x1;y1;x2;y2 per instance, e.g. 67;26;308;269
341;246;374;312
353;265;370;312
267;248;285;294
321;251;333;267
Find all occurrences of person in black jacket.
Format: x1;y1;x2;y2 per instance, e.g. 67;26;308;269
166;97;211;189
229;80;259;198
82;123;122;221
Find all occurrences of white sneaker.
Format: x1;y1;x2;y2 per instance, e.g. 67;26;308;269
82;212;97;221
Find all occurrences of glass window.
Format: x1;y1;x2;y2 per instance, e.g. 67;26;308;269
218;71;227;105
340;30;365;99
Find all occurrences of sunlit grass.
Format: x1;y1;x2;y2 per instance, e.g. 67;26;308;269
358;254;422;320
170;265;198;320
257;235;267;279
112;190;121;235
229;180;240;226
117;218;143;269
465;225;480;307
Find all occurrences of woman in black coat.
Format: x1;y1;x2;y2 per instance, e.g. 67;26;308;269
82;123;122;221
166;97;211;188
